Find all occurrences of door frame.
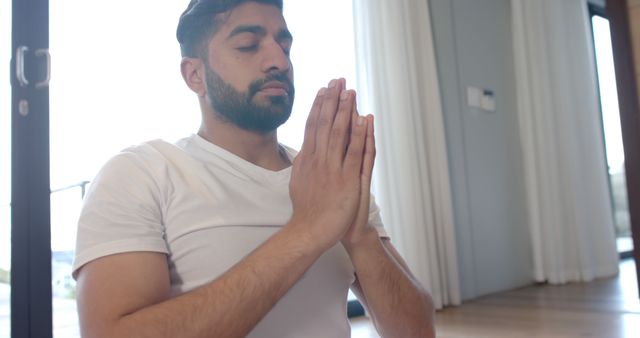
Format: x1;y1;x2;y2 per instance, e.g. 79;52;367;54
11;0;52;337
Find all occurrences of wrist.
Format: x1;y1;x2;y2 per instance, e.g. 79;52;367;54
343;226;380;255
281;216;336;256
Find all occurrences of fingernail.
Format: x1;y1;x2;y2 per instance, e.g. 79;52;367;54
356;116;365;126
340;90;349;101
328;79;337;88
318;87;327;96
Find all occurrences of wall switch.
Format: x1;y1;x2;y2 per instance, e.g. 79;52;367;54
480;89;496;112
467;86;482;108
468;86;496;112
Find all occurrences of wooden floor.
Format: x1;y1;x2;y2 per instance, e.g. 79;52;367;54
350;259;640;338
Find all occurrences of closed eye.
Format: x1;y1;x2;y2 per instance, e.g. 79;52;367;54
237;45;259;53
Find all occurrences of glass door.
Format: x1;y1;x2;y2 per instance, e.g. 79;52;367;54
48;1;199;336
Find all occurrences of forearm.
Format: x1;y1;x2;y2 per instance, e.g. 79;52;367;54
106;223;324;338
347;231;435;338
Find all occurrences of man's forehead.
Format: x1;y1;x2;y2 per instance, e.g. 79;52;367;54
216;2;288;37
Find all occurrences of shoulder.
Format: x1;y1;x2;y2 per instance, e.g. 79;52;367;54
87;139;188;200
98;139;184;177
119;139;182;164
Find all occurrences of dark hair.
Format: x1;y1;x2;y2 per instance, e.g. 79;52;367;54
176;0;284;58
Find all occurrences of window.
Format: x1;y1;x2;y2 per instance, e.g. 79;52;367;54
48;1;362;336
589;6;633;257
280;0;358;149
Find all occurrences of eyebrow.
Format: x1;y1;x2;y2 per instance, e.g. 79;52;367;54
227;24;293;42
227;25;265;39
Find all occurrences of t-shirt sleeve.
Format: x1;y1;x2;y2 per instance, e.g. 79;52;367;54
72;148;169;278
368;194;389;239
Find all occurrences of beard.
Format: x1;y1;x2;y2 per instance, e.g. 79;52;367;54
205;67;295;133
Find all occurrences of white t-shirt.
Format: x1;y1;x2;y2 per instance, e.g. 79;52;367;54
73;134;386;338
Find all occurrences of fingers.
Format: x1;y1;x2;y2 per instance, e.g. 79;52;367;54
300;87;327;155
301;78;367;176
315;78;345;159
327;89;356;167
361;115;376;185
343;114;367;176
358;116;375;215
351;116;375;246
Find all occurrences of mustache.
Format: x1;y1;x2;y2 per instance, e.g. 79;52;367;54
248;73;295;97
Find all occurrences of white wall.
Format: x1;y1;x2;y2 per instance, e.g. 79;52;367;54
429;0;532;300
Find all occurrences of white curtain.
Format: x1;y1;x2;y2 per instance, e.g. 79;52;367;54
512;0;619;284
352;0;460;308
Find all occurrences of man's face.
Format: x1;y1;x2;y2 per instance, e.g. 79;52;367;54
204;2;295;133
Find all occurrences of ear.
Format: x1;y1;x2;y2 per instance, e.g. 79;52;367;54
180;57;206;97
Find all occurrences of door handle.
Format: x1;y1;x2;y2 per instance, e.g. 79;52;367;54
35;49;50;89
15;46;51;89
16;45;29;87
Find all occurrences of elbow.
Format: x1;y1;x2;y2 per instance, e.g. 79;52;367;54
423;290;436;338
379;293;436;338
413;289;436;338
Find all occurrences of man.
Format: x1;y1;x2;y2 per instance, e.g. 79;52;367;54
73;0;435;337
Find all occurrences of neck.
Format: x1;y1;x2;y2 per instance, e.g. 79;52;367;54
198;113;291;171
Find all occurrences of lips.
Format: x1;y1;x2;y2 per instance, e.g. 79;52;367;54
259;81;290;96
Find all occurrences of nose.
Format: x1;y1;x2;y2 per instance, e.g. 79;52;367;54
261;40;291;74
